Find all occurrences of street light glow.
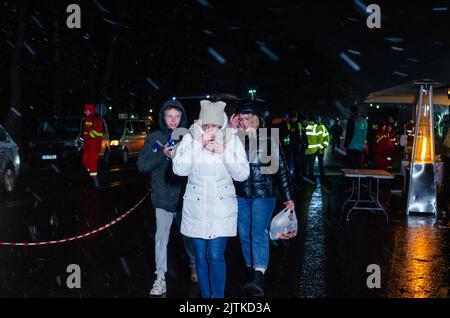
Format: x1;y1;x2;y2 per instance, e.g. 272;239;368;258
248;89;256;100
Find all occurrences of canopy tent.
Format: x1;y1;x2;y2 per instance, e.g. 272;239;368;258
364;81;450;106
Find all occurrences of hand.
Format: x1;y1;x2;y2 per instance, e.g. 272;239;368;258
163;145;173;158
204;140;224;154
229;114;240;129
284;200;295;212
200;130;215;146
77;136;84;147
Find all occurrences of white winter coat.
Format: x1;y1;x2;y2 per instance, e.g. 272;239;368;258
172;121;250;240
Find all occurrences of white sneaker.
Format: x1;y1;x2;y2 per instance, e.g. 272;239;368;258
149;279;166;296
190;265;198;284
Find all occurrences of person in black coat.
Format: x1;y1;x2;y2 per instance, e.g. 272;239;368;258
230;103;295;297
330;119;343;154
137;100;197;296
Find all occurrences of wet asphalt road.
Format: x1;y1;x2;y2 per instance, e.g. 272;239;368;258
0;158;449;298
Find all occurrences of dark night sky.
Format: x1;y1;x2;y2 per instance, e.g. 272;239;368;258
1;0;450;127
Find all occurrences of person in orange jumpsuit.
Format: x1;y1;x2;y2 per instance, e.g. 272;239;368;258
81;103;103;187
374;122;390;170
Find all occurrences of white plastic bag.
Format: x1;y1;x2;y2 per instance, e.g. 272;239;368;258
269;208;298;240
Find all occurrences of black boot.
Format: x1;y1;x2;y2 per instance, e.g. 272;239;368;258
242;267;253;291
92;176;100;188
245;270;264;297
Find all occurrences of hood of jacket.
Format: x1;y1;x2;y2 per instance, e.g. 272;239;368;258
84;103;96;118
158;100;188;134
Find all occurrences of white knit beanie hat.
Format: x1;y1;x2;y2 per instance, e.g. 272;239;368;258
199;100;226;126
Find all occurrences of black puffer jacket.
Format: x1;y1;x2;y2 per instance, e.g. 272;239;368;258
234;111;293;202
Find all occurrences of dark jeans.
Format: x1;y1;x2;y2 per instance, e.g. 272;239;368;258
285;146;305;178
237;197;277;271
305;153;317;178
191;237;229;298
345;149;363;169
332;136;340;153
318;153;325;175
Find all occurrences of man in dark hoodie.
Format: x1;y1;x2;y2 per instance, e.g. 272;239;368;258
137;100;196;296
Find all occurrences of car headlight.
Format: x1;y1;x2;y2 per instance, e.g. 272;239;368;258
110;140;119;146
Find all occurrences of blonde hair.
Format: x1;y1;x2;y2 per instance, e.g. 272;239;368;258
250;114;260;129
239;113;261;130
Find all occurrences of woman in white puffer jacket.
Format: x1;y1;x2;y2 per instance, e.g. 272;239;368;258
172;100;249;298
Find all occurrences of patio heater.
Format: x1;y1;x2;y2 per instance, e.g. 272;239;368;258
406;81;437;214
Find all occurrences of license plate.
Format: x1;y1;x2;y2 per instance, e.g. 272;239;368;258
42;155;57;160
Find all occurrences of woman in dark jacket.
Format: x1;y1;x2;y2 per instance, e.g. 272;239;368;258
231;104;295;297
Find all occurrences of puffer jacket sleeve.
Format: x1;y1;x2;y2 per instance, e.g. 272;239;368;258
172;134;202;176
137;133;166;174
277;145;293;202
223;135;250;182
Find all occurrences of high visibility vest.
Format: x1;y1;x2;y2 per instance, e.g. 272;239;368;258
283;122;302;146
375;131;388;144
82;117;103;142
317;124;330;155
305;121;320;155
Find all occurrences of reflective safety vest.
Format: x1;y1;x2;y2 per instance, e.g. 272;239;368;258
305;121;320;155
82;117;103;142
375;131;389;144
317;124;330;155
283;122;302;146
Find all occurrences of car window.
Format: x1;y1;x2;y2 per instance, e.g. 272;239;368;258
132;121;147;135
38;118;80;137
0;126;7;142
107;120;125;138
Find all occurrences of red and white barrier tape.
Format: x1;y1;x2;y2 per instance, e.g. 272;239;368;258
0;192;149;247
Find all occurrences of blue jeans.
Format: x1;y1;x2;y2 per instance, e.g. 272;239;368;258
237;197;276;271
190;237;229;298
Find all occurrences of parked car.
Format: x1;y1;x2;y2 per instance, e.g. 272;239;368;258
107;119;148;164
0;124;20;193
28;117;110;170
